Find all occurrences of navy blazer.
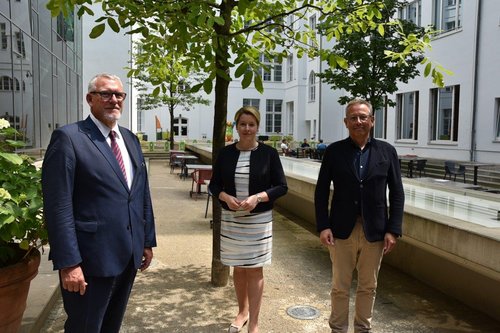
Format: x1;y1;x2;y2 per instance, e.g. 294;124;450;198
314;137;404;242
209;142;288;213
42;117;156;277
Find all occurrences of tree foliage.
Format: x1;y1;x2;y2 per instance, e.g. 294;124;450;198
133;46;209;149
317;0;430;110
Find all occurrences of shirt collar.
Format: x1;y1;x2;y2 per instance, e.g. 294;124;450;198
89;113;121;139
348;136;371;151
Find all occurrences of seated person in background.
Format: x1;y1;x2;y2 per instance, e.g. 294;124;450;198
280;139;290;156
301;138;310;148
316;139;327;160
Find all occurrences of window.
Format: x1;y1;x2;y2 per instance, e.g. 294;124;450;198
15;31;26;57
286;101;294;135
308;71;316;102
287;54;294;82
243;98;260;110
173;116;188;136
265;99;282;133
373;105;386;139
431;85;460;141
309;15;317;46
495;98;500;141
396;91;419;140
399;1;422;26
0;76;13;90
433;0;462;32
260;55;282;82
0;23;7;49
137;98;144;132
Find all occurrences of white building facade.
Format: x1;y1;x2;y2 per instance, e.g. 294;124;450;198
138;0;499;163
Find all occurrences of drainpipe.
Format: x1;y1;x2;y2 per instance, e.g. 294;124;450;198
470;0;482;162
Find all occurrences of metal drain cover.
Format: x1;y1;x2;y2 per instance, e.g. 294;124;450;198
286;305;320;320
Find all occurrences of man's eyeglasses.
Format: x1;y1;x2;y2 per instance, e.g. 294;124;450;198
90;91;127;101
347;115;372;123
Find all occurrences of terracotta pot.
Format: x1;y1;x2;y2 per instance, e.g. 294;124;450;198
0;248;41;333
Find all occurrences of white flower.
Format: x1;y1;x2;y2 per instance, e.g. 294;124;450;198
0;188;12;200
0;118;10;129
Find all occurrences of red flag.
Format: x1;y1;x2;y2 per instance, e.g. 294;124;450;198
155;116;162;129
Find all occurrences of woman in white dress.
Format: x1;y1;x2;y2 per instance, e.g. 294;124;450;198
209;106;288;333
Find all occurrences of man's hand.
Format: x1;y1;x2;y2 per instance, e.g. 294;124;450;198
383;233;397;254
319;229;335;246
60;265;87;295
140;247;153;271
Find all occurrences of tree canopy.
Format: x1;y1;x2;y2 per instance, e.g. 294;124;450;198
318;0;429;110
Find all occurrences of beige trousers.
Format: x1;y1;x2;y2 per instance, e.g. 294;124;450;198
328;218;385;333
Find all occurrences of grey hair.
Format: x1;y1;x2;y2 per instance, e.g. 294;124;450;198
88;73;122;92
345;98;373;116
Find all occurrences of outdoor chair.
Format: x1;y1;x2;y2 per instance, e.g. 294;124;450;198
169;153;183;174
190;168;212;198
444;161;466;183
414;159;427;177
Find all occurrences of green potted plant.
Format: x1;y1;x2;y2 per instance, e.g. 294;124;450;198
0;118;47;332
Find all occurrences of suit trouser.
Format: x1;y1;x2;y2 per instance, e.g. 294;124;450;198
60;257;137;333
328;218;384;333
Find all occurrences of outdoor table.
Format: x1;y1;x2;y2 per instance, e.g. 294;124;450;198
177;155;199;179
459;162;496;185
398;155;427;178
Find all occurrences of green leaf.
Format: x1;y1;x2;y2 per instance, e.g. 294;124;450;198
89;23;106;39
0;152;23;165
203;79;213;94
234;63;248;78
254;73;263;93
377;24;384;36
424;62;432;77
19;240;30;250
152;86;160;96
107;17;120;33
241;70;253;89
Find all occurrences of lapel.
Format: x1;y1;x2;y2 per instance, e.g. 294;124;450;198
80;117;130;192
339;138;359;180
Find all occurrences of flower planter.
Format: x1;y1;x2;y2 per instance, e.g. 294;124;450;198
0;248;41;333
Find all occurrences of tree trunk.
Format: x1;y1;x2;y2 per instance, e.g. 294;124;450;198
169;103;175;150
210;1;234;286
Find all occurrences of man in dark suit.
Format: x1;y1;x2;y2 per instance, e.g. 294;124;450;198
314;98;404;333
42;73;156;332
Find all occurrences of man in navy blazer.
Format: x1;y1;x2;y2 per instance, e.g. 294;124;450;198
42;73;156;332
315;98;404;333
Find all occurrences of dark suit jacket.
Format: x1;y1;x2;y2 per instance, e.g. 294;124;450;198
42;116;156;277
314;137;404;242
209;142;287;213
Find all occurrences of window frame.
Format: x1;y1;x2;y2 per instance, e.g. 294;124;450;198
308;71;316;102
265;99;283;133
430;85;460;142
399;0;422;26
396;91;419;140
373;103;387;139
433;0;462;33
243;98;260;110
